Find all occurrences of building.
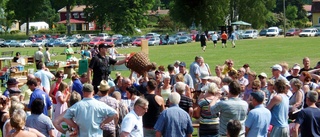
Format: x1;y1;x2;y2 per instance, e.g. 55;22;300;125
20;22;49;32
58;5;95;31
311;0;320;26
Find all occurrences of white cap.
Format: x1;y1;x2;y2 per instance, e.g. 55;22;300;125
258;72;268;78
271;64;282;71
292;65;301;70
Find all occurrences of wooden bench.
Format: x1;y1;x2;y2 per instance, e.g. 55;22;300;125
1;51;14;57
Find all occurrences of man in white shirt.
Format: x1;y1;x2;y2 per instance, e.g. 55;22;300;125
34;46;44;64
211;32;218;48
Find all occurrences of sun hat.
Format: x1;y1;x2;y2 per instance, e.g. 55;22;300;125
98;80;110;92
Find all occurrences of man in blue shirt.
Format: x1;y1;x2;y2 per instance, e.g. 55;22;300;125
245;92;271;137
293;91;320;137
27;78;52;116
154;92;193;137
64;83;118;137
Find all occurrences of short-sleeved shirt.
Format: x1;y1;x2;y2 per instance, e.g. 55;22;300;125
34;51;43;61
295;107;320;137
44;51;50;62
72;79;83;97
64;98;117;137
165;94;192;113
189;62;200;84
65;48;74;60
210;97;248;135
154;105;193;137
245;104;271;137
34;69;54;92
98;96;119;131
183;73;194;89
26;114;55;137
28;88;52;116
121;110;143;137
212;34;218;41
89;54;117;86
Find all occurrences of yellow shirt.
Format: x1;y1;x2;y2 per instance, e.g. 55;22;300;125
222;67;237;75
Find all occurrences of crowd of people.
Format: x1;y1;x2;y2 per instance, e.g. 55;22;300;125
1;43;320;137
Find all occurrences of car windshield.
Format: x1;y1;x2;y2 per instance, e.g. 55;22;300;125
180;37;187;39
5;40;11;42
302;29;311;32
268;29;276;32
135;39;141;42
106;39;112;42
288;29;295;32
36;40;42;42
20;40;26;42
149;38;155;41
245;31;253;34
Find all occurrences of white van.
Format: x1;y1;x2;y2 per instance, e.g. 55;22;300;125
266;27;279;37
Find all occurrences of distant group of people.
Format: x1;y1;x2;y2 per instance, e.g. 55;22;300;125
200;31;237;52
1;41;320;137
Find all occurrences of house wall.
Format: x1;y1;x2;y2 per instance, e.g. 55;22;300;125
59;12;86;21
312;13;320;25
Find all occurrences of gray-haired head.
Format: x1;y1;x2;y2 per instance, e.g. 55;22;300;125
134;97;149;107
307;90;319;103
168;92;181;105
83;83;94;92
175;82;185;94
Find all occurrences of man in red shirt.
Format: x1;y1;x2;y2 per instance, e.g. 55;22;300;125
221;31;228;48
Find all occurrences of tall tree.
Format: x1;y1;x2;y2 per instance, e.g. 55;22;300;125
6;0;46;35
34;0;59;29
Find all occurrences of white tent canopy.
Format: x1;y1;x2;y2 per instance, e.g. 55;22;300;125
20;21;49;32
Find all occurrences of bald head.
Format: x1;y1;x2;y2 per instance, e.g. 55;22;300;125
27;74;35;80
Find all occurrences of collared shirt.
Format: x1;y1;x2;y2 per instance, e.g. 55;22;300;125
26;113;55;137
210;97;248;135
28;88;52;116
34;69;54;92
121;110;143;137
245;104;271;137
238;77;249;86
64;98;117;137
34;51;43;61
183;73;194;89
189;61;200;84
98;96;119;131
154;105;193;137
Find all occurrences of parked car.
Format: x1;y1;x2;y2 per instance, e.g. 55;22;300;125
314;31;320;37
31;39;47;47
299;28;318;37
17;40;33;47
161;37;177;45
0;38;5;47
3;40;16;47
176;32;188;36
235;30;244;39
148;37;161;46
84;34;97;39
266;27;279;37
89;38;105;46
9;40;19;47
97;33;110;39
72;34;82;39
104;38;116;45
285;28;301;36
73;38;90;47
242;30;258;39
145;33;160;37
114;38;131;47
177;36;192;44
63;39;77;46
132;38;144;46
48;40;65;47
112;34;123;39
259;29;267;36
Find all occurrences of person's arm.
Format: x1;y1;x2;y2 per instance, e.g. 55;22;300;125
63;118;78;132
115;54;129;65
87;68;92;84
4;122;12;137
245;127;250;136
57;91;70;104
100;113;118;128
292;123;300;137
187;134;192;137
188;107;193;118
155;95;165;112
155;131;162;137
48;129;56;137
49;83;56;99
293;91;303;108
267;95;281;110
120;132;130;137
27;128;46;137
53;111;67;134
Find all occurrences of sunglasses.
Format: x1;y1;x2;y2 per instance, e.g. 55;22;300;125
252;87;258;90
57;75;64;78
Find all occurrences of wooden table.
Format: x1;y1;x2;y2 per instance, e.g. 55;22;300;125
0;57;13;68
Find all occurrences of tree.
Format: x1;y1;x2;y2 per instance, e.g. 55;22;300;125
6;0;46;35
33;0;59;29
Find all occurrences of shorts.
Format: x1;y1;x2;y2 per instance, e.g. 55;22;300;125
222;40;227;44
213;40;217;44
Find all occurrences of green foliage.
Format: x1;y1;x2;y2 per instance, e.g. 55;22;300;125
30;26;36;32
158;15;174;30
286;5;298;20
55;24;66;31
33;0;59;29
9;30;19;34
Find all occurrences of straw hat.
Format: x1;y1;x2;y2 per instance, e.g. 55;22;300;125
98;80;110;92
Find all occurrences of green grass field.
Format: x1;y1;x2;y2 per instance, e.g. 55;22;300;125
2;36;320;77
0;36;319;136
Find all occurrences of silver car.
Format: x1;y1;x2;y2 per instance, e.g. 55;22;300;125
242;30;258;39
31;39;47;47
148;37;160;46
17;40;33;47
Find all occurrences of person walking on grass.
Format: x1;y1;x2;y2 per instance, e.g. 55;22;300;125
200;33;207;52
221;31;228;48
211;32;218;48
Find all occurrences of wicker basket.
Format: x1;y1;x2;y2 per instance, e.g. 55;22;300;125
126;52;152;75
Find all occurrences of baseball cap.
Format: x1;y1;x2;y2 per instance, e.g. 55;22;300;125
258;72;267;78
271;64;282;71
179;62;186;67
292;65;301;70
200;75;210;79
98;44;112;49
6;78;19;85
250;92;264;102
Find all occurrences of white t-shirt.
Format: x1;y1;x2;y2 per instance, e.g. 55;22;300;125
121;111;143;136
212;34;218;41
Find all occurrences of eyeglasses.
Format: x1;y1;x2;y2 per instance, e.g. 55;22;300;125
57;75;64;78
139;105;148;111
252;87;258;90
227;63;233;65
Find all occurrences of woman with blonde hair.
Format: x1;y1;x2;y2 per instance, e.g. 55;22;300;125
196;83;220;137
7;109;37;137
288;78;304;119
174;73;191;98
243;71;257;101
54;82;70;121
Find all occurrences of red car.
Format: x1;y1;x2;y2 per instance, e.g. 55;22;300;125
285;28;301;36
89;38;105;46
104;38;115;45
132;38;144;46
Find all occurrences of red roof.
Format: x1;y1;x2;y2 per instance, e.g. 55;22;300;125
58;19;85;24
304;5;312;12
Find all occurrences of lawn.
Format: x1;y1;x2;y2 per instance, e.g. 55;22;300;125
1;36;320;78
0;36;319;136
